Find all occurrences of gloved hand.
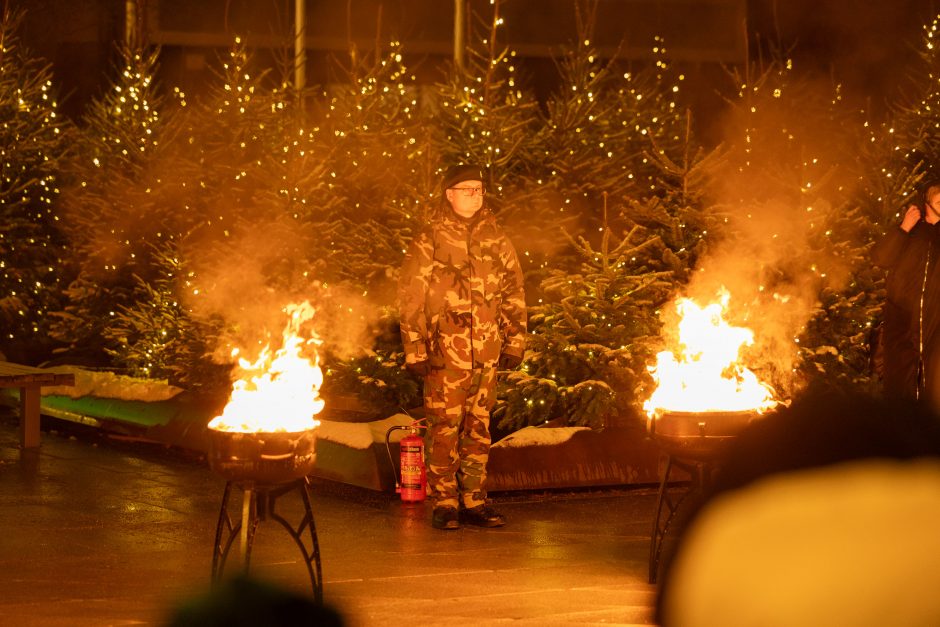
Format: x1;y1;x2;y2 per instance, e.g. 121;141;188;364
498;353;523;370
406;360;433;378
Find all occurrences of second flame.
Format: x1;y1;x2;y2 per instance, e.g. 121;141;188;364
644;289;777;417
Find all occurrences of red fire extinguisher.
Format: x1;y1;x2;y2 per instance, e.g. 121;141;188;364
385;423;426;502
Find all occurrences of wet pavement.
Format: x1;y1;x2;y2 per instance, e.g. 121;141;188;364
0;410;660;626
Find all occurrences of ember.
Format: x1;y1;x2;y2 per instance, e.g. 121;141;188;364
644;288;778;417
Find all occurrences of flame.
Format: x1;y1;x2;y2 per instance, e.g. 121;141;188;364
208;301;325;433
644;289;777;416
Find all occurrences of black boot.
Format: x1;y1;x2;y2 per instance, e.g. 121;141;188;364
460;504;505;527
431;506;460;530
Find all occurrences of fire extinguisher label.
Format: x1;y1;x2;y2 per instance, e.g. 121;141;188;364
399;436;426;501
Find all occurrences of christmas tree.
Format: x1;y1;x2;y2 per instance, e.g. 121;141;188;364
434;0;540;191
624;109;726;276
893;13;940;184
491;17;712;430
102;241;229;390
314;40;430;286
0;6;69;363
49;43;169;366
83;37;299;388
307;39;436;414
530;4;629;228
603;36;686;202
147;38;301;385
494;194;674;433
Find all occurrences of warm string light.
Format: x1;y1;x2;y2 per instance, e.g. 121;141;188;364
0;5;907;413
0;18;66;340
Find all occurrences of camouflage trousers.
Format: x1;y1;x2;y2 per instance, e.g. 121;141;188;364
423;365;498;509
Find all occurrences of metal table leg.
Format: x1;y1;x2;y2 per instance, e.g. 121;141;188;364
211;478;322;601
648;455;711;584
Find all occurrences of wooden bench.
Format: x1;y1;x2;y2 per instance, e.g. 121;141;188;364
0;361;75;448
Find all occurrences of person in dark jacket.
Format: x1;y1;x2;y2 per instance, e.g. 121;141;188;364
397;164;527;530
872;183;940;406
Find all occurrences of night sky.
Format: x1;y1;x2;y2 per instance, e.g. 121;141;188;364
748;0;938;111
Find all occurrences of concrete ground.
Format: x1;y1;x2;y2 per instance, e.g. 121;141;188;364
0;410;661;626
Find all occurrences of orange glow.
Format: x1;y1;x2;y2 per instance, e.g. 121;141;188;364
208;301;324;433
644;289;777;417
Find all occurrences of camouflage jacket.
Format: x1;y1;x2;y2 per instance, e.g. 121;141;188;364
398;205;526;369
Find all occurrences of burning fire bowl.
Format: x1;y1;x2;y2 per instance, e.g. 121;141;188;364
207;428;317;484
648;410;761;461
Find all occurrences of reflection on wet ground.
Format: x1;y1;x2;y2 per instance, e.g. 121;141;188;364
0;412;658;626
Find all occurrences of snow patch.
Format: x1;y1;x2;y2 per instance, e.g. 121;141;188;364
493;426;590;448
41;366;184;402
316;413;414;450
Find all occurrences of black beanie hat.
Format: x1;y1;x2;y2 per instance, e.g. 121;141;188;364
441;164;485;193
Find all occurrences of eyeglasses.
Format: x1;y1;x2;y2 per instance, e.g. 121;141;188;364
449;186;486;197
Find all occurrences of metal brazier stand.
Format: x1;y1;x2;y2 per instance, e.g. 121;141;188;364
646;410;759;584
207;428;322;601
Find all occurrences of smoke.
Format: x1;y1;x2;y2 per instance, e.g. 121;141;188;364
181;217;384;367
676;198;848;393
659;69;860;396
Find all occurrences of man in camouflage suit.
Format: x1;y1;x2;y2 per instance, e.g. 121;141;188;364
398;164;526;530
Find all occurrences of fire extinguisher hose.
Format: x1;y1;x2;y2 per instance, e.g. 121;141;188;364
384;424;411;491
384;417;427;489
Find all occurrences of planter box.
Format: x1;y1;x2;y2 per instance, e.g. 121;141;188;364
310;418;664;492
487;425;662;491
